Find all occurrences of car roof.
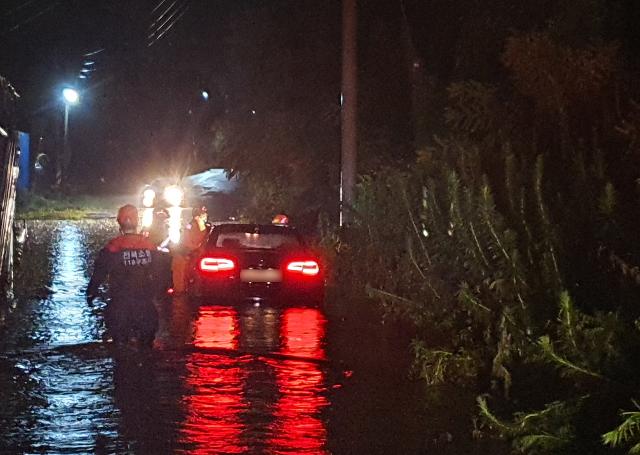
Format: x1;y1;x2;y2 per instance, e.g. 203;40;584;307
206;223;305;248
211;223;297;234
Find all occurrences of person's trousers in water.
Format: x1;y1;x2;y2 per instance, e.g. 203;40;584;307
104;299;158;345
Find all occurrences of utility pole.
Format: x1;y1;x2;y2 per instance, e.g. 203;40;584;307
56;103;69;187
340;0;357;226
57;88;79;187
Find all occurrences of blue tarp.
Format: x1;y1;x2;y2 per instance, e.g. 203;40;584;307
182;168;238;195
17;131;29;190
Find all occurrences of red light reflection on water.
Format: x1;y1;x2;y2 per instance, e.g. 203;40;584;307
193;306;239;350
180;306;328;454
280;308;326;360
181;306;246;454
267;308;329;454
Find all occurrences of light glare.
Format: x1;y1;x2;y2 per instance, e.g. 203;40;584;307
62;88;79;105
141;207;154;228
164;185;184;207
168;206;182;244
142;188;156;207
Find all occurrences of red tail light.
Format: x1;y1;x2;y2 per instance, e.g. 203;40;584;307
286;260;320;276
200;257;235;272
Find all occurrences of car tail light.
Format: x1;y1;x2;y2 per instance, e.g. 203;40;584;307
286;260;320;276
200;257;235;272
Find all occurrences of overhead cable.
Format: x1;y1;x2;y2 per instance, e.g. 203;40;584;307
2;0;59;35
150;0;169;15
147;0;190;46
148;0;178;33
1;0;39;18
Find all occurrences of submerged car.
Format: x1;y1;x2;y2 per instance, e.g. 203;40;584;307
188;223;324;305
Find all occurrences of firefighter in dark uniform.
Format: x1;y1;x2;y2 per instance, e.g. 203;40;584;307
86;204;168;346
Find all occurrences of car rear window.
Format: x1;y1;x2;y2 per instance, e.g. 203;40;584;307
210;225;302;250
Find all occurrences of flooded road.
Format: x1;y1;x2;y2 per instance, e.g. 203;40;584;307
0;220;503;454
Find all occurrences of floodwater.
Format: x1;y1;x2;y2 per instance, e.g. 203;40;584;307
0;220;504;454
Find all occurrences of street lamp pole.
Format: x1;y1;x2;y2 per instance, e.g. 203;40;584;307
57;87;79;187
57;103;69;186
340;0;357;226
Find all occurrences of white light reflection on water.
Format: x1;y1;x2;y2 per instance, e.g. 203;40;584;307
23;222;120;454
47;223;98;345
168;206;183;245
29;355;119;454
141;207;154;229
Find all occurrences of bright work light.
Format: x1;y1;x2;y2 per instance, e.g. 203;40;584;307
142;188;156;208
164;185;184;207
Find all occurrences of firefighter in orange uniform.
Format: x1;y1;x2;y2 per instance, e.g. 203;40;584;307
171;206;209;294
86;204;169;346
272;213;290;225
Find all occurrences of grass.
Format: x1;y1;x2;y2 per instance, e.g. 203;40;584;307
15;192;125;220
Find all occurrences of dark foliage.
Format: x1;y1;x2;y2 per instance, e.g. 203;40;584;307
200;2;640;451
326;4;640;453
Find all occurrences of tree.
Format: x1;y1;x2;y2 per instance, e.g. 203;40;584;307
332;10;640;452
205;3;341;227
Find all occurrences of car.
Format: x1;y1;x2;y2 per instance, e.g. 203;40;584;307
187;223;325;305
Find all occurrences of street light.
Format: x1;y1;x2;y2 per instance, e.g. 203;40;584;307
57;87;80;186
62;88;79;105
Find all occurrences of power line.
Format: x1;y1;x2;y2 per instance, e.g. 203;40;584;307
83;48;105;57
148;0;178;33
150;0;168;15
148;0;184;38
1;0;60;36
1;0;39;18
147;0;191;47
152;4;190;43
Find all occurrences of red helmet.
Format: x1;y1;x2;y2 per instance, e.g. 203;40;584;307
272;213;289;225
117;204;138;228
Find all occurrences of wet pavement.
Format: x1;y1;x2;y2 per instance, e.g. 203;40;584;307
0;220;505;454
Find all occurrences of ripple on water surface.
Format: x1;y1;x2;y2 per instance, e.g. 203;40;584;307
1;220;487;454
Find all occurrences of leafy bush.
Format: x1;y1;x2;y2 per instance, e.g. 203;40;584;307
329;30;640;453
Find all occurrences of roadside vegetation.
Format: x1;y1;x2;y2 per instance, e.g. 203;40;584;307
331;25;640;455
202;2;640;452
15;192;121;220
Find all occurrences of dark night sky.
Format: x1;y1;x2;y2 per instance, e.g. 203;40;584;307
0;0;459;192
9;1;639;193
0;1;349;190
